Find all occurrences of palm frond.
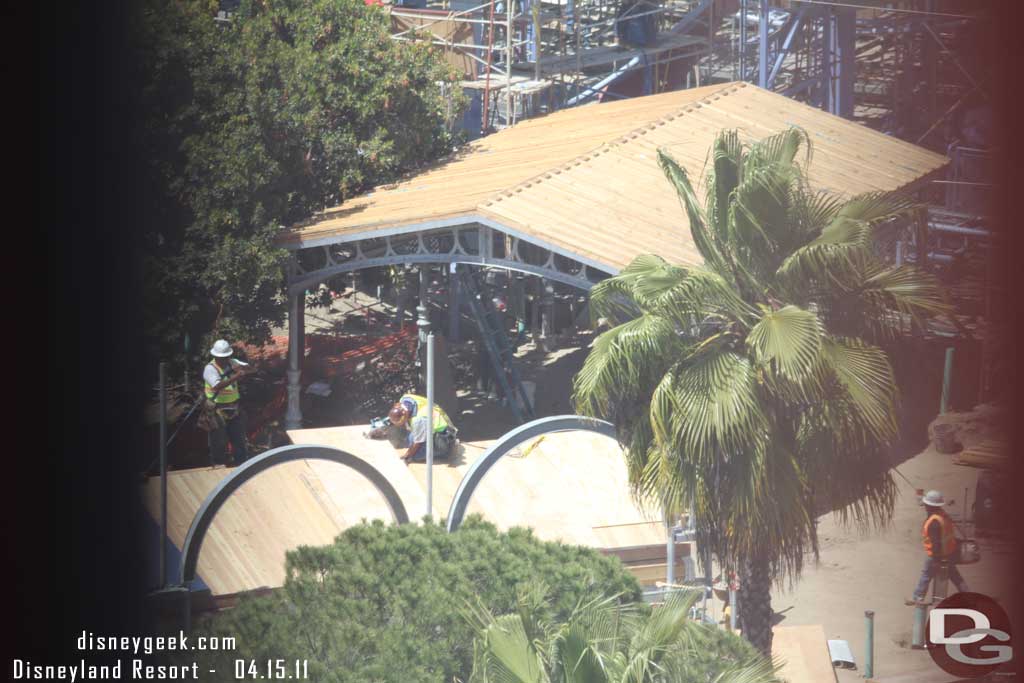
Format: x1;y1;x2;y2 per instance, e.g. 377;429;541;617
818;336;898;444
835;190;918;223
745;305;824;382
658;148;731;276
746;127;811;170
663;349;770;462
573;314;683;419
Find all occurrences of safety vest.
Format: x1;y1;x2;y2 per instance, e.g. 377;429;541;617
205;361;241;404
400;394;450;432
922;512;958;558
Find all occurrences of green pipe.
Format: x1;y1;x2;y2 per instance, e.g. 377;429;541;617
912;603;927;649
864;610;875;679
940;347;954;414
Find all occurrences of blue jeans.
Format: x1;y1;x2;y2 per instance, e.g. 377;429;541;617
209;410;248;465
914;556;969;599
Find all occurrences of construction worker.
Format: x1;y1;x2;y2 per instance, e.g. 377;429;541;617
366;394;457;464
203;339;254;466
912;489;970;602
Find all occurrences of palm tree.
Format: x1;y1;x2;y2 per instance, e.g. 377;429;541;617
573;128;949;656
465;584;780;683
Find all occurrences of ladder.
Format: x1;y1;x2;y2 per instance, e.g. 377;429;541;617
457;268;535;423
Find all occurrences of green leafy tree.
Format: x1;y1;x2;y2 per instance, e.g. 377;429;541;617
178;518;642;682
467;585;779;683
131;0;463;361
573;128;949;655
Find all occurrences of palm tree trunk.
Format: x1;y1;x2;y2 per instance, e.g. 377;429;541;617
737;553;774;657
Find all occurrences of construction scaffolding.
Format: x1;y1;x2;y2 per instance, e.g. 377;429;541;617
388;0;991;149
389;0;713;131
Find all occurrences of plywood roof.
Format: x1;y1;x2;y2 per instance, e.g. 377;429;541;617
280;82;948;272
142;427;664;598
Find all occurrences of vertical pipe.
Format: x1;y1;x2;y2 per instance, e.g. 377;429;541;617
912;603;927;648
820;8;832;111
449;264;461;342
159;362;168;590
666;525;676;588
426;333;436;519
728;576;738;632
864;610;875;679
933;562;950;601
539;279;555;352
940;347;954;414
417;268;430;374
758;0;768;87
285;291;304;430
506;0;513;125
533;0;541;81
183;334;190;393
739;0;746;80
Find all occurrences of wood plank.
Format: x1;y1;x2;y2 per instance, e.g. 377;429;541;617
772;624;838;683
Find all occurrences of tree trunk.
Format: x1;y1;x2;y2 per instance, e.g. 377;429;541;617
737;553;774;658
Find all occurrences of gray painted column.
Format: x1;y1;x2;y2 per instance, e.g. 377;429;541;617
417;267;431;387
530;277;541;344
448;264;461;342
285;291;304;430
539;278;556;352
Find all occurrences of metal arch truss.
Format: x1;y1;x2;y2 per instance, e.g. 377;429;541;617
286;223;610;295
178;444;410;588
445;415;618;533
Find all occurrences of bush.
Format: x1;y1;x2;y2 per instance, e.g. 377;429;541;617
181;517;642;682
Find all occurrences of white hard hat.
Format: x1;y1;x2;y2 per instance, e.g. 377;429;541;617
210;339;234;357
922;490;946;507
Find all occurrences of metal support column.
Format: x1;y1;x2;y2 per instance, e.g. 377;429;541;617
832;7;856;117
417;267;431;378
448;264;461;342
158;362;168;590
739;0;747;81
758;0;768;87
820;9;832;110
539;279;555;352
285;291;304;430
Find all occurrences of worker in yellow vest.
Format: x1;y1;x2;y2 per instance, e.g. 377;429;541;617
203;339;255;466
366;393;457;464
912;490;969;602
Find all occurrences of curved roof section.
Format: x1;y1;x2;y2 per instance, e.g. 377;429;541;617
280;82;948;272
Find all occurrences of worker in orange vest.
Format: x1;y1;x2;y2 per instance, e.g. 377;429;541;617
912;490;970;602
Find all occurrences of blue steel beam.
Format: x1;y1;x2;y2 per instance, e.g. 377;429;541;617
758;0;769;87
766;6;807;89
670;0;714;34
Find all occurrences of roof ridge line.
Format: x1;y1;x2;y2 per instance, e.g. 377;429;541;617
478;82;746;208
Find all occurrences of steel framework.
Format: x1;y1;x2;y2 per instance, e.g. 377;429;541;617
282;219;612;428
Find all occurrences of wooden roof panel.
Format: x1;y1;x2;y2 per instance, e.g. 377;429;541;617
281;82;948;274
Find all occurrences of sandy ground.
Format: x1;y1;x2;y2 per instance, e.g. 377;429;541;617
773;411;1015;682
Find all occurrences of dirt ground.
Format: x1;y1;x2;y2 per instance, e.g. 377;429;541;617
772;405;1015;682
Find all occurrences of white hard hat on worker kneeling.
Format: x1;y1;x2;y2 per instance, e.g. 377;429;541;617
210;339;234;357
922;490;946;507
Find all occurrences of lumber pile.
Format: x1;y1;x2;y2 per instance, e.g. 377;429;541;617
952;439;1009;470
